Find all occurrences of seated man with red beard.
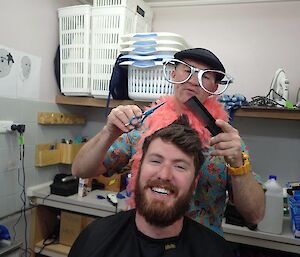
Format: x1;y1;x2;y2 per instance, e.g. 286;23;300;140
68;115;233;257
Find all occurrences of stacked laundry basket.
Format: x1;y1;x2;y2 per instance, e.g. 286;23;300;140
58;0;152;98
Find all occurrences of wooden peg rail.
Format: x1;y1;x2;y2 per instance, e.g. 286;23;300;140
37;112;86;125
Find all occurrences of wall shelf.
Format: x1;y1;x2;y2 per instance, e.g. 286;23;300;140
56;95;150;108
56;95;300;120
35;240;70;257
233;106;300;120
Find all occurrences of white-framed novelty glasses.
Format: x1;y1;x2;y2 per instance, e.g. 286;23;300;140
163;59;234;95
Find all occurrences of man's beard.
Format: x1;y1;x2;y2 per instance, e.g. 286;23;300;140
135;177;194;227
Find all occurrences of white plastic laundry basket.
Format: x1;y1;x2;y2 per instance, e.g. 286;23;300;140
93;0;137;10
58;5;91;96
90;5;152;98
93;0;153;20
128;65;174;101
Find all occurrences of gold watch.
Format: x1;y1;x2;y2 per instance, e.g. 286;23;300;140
226;152;251;176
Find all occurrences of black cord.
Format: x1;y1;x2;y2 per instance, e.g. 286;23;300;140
115;203;118;214
42;193;52;205
11;133;30;257
266;88;286;100
247;88;289;108
21;142;29;257
37;237;59;254
37;214;60;255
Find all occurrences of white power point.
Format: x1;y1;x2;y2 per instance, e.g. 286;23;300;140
0;121;14;133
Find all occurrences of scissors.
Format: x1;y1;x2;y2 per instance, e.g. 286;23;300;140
124;102;166;127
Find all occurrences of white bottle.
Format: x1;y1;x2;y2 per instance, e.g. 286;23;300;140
78;178;91;197
258;175;283;234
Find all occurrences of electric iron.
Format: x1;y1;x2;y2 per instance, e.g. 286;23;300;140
269;68;289;107
296;87;300;108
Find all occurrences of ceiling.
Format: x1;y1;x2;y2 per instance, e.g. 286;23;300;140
79;0;299;7
146;0;299;6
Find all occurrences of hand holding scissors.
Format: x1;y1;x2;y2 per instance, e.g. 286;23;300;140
124;102;166;127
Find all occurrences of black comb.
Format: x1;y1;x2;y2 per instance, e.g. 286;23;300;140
185;96;223;136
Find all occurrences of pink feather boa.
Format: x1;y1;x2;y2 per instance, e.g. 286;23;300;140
126;95;228;207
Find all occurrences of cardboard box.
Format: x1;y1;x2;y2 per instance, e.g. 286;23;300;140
35;143;84;166
35;144;60;167
96;173;126;192
59;211;95;246
58;143;84;164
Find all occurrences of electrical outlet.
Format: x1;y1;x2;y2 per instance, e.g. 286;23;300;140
0;121;14;133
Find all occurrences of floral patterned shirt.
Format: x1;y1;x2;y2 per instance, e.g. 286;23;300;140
103;128;259;236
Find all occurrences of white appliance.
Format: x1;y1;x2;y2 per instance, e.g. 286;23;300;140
269;68;289;107
296;87;300;108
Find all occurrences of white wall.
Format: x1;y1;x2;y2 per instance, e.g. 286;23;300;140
151;1;300;104
2;1;299;104
151;1;300;185
0;0;80;102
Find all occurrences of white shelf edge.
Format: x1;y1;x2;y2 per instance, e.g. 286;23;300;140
27;181;52;197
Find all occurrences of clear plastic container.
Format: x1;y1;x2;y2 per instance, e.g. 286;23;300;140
258;175;283;234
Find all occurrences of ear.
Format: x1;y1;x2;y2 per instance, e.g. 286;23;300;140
192;173;200;191
171;69;176;79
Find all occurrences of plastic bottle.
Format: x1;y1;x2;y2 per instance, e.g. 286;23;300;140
78;178;91;197
258;175;283;234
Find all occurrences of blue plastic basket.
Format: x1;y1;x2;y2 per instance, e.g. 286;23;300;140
288;191;300;238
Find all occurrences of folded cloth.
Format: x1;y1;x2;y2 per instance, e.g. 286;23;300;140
219;94;247;120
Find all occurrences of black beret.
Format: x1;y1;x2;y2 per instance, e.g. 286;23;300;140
174;48;225;73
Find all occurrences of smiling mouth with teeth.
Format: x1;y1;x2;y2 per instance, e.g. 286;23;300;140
151;187;170;195
146;179;178;196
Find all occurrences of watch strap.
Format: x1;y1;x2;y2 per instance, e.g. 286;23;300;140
226;152;251;176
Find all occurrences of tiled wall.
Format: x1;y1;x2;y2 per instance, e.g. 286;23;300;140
0;96;105;244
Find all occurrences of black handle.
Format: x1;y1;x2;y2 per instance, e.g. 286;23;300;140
185;96;223;136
